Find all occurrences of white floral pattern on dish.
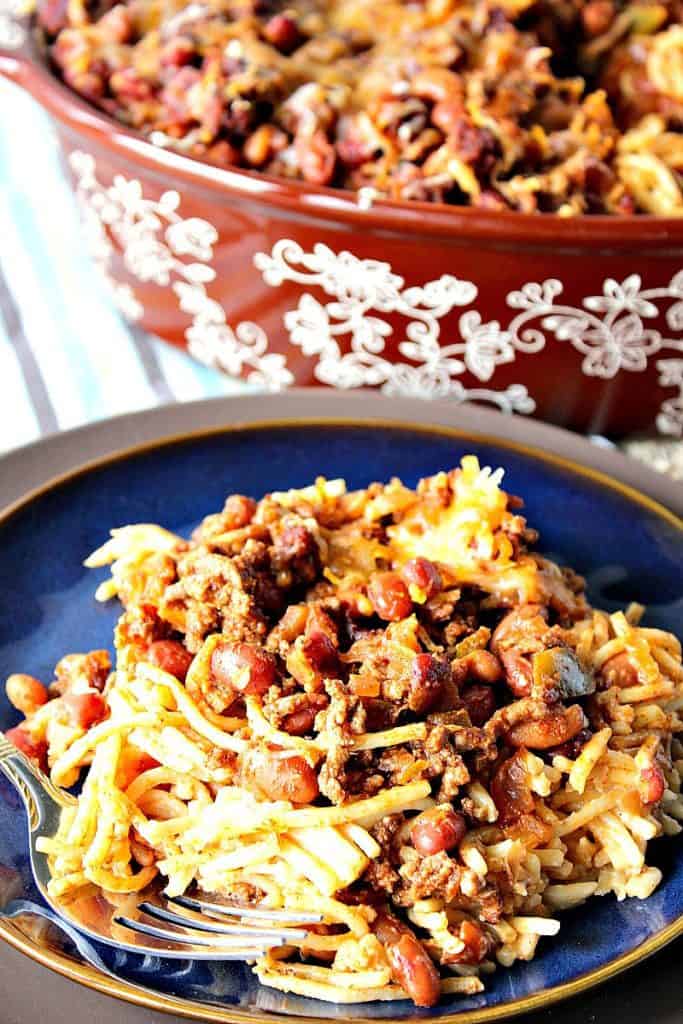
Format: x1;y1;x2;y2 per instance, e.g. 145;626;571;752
0;0;25;48
69;152;293;391
254;239;537;413
69;151;683;432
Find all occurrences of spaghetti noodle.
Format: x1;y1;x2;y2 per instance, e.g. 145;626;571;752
4;456;682;1006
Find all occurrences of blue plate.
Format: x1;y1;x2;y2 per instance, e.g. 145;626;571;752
0;419;681;1024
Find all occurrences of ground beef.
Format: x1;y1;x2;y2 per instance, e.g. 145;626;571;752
316;680;365;804
270;519;321;589
395;848;466;906
114;607;169;666
117;552;179;609
484;698;553;741
412;725;472;800
343;767;386;798
265;604;309;657
468;888;505;924
233;540;287;620
318;746;350;805
362;858;400;895
163;550;266;650
164;532;318;653
371;813;405;860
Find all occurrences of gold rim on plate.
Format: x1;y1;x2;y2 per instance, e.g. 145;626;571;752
1;416;681;1024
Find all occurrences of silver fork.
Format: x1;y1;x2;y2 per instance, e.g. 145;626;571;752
0;734;321;959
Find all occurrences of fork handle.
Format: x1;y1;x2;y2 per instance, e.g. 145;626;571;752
0;735;71;831
2;899;123;980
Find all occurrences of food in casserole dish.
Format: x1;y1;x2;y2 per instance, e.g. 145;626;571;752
5;456;683;1006
36;0;683;215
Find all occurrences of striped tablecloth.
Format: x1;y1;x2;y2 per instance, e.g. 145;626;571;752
1;78;682;480
0;79;250;454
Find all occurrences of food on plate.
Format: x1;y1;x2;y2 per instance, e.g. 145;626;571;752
37;0;683;215
5;456;683;1006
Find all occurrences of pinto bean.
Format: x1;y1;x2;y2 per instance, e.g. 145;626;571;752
601;652;639;689
280;707;317;736
374;912;441;1007
98;5;133;44
222;494;257;530
336;114;378;167
451;649;502;694
5;725;48;769
296;130;336;185
5;674;49;717
148;640;193;681
244;124;288;167
303;606;340;677
243;748;319;804
116;747;160;791
263;13;301;53
160;36;195;67
210;642;277;696
401;558;442;598
491;604;548;655
505;704;585;750
491;751;534;823
468;650;503;684
368;572;412;621
281;694;328;736
461;683;496;726
411;806;466;856
63;692;108;729
582;0;615;36
411;68;463;103
457;920;488;964
500;651;533;697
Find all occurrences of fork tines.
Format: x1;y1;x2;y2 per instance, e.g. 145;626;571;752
112;892;323;958
172;893;323;925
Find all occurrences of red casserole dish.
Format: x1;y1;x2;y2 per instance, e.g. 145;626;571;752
1;9;682;437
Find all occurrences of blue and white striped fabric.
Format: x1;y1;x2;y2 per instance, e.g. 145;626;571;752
0;79;250;454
